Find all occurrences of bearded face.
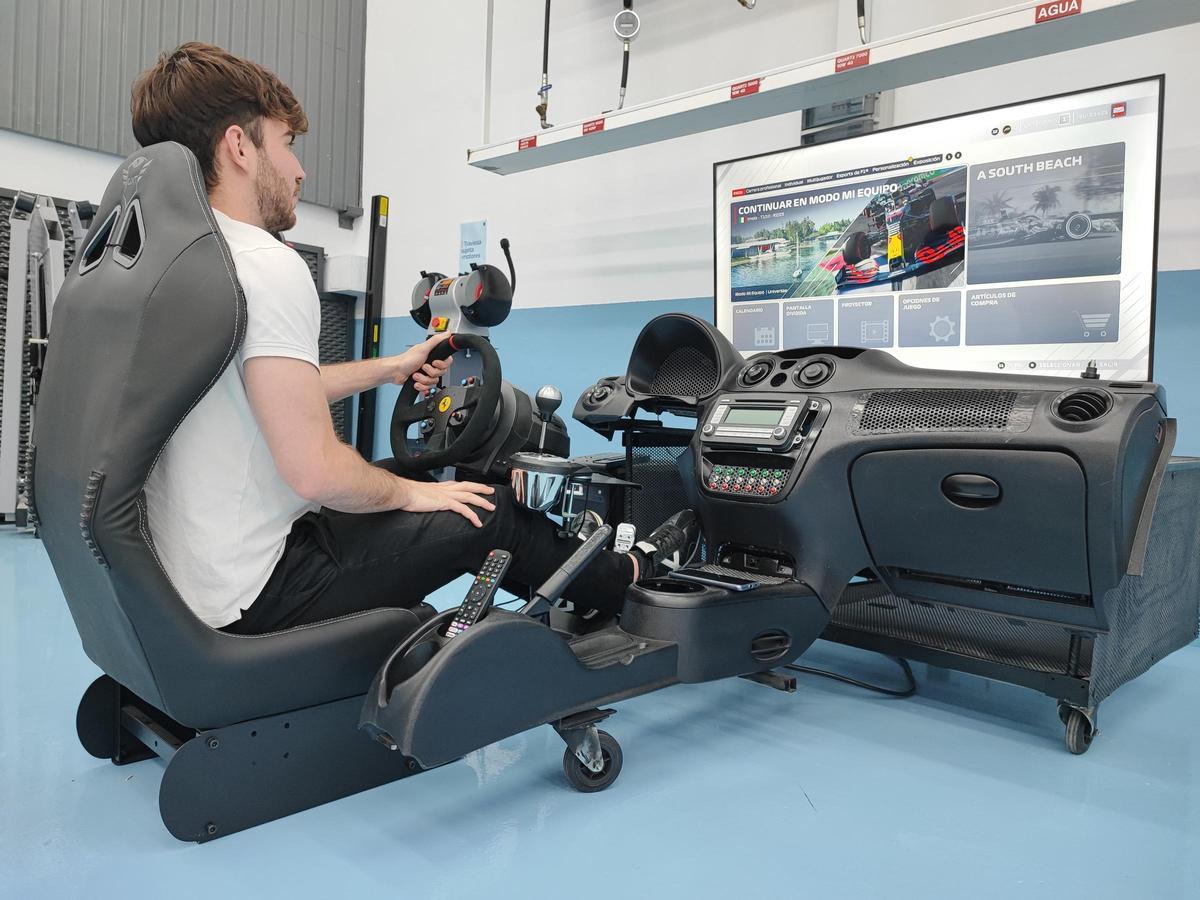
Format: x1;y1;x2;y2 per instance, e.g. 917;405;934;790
255;152;298;234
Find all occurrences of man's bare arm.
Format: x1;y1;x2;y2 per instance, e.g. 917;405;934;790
245;356;494;521
319;332;454;403
320;357;397;403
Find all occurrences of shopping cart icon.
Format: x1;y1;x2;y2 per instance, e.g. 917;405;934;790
1079;312;1111;337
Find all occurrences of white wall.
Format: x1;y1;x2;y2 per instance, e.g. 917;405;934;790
889;23;1199;274
359;0;852;314
362;1;1199;318
0;128;359;256
2;2;1195;316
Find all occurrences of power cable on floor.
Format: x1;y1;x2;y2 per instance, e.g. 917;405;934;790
784;655;916;698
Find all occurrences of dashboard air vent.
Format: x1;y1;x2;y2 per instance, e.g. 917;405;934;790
1055;389;1112;423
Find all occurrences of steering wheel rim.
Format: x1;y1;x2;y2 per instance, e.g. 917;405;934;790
389;333;503;471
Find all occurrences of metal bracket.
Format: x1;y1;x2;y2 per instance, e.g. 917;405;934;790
337;205;364;230
740;669;798;693
554;708;616;773
1058;700;1100;736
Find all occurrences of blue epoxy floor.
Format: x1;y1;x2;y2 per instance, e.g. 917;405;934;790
3;526;1199;899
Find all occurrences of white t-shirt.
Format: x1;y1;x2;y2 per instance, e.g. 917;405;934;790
145;209;322;628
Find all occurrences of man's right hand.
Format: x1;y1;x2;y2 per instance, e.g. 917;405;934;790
247;356;501;519
401;479;497;528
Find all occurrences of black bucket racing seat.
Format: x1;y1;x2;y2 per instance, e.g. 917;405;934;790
33;143;431;842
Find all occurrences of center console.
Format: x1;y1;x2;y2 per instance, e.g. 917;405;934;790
699;393;830;499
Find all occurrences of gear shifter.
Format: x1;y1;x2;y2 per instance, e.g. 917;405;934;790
535;385;562;452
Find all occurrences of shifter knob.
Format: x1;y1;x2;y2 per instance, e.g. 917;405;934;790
534;385;562;453
535;385;562;421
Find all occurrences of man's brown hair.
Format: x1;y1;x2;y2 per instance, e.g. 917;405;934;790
131;42;308;191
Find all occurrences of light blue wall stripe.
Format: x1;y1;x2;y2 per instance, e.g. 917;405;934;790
354;274;1200;459
354;297;711;461
1152;270;1200;456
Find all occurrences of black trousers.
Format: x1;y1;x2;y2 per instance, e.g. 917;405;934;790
222;485;635;635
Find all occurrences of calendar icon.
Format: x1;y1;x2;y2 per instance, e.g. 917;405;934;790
754;326;776;347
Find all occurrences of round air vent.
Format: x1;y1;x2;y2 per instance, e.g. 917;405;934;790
750;629;792;662
585;383;614;408
1055;389;1112;423
794;358;834;388
740;359;773;387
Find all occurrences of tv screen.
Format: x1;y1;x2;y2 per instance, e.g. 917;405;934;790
713;77;1163;380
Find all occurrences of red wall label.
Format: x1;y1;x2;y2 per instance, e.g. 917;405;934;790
518;135;537;151
731;78;761;99
1035;0;1082;23
583;118;605;135
732;188;747;198
835;49;870;73
1111;102;1126;118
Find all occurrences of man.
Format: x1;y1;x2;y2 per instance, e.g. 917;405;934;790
132;43;694;634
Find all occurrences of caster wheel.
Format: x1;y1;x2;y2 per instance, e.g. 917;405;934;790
1064;708;1095;755
562;730;622;792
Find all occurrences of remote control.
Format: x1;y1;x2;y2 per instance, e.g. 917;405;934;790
614;522;636;552
445;549;512;638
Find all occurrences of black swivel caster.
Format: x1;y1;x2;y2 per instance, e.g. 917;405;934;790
562;729;623;793
555;709;623;793
1058;701;1097;755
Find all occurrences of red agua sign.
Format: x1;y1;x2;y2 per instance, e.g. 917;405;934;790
1035;0;1082;23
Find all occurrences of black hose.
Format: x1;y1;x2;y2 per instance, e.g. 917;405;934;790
620;42;630;91
542;0;551;78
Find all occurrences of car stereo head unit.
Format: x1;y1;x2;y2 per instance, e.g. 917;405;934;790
701;395;824;449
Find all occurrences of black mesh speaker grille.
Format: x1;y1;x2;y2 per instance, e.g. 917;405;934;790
852;389;1032;434
0;191;14;287
295;246;322;286
17;251;35;494
54;202;78;270
1090;465;1200;701
623;428;704;559
0;193;12;450
832;581;1078;675
318;295;354;442
647;346;719;397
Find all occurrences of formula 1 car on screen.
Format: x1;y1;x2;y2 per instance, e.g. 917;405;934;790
827;170;967;293
971;210;1121;247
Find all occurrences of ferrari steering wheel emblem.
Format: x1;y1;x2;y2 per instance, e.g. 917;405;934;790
438;395;453;414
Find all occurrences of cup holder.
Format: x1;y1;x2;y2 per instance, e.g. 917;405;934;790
635;577;705;594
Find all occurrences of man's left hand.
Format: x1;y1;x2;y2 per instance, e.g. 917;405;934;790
389;332;454;395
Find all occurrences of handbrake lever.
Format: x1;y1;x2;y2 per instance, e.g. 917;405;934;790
521;524;613;618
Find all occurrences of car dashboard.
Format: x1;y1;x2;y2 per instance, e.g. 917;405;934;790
575;314;1174;632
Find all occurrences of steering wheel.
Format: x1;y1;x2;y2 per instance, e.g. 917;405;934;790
389;332;503;471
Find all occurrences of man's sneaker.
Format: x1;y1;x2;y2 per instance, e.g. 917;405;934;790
635;509;698;573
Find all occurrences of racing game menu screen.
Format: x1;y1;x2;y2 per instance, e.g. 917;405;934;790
714;79;1162;380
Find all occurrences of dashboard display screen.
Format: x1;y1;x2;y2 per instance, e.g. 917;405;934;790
714;78;1163;380
724;407;786;426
